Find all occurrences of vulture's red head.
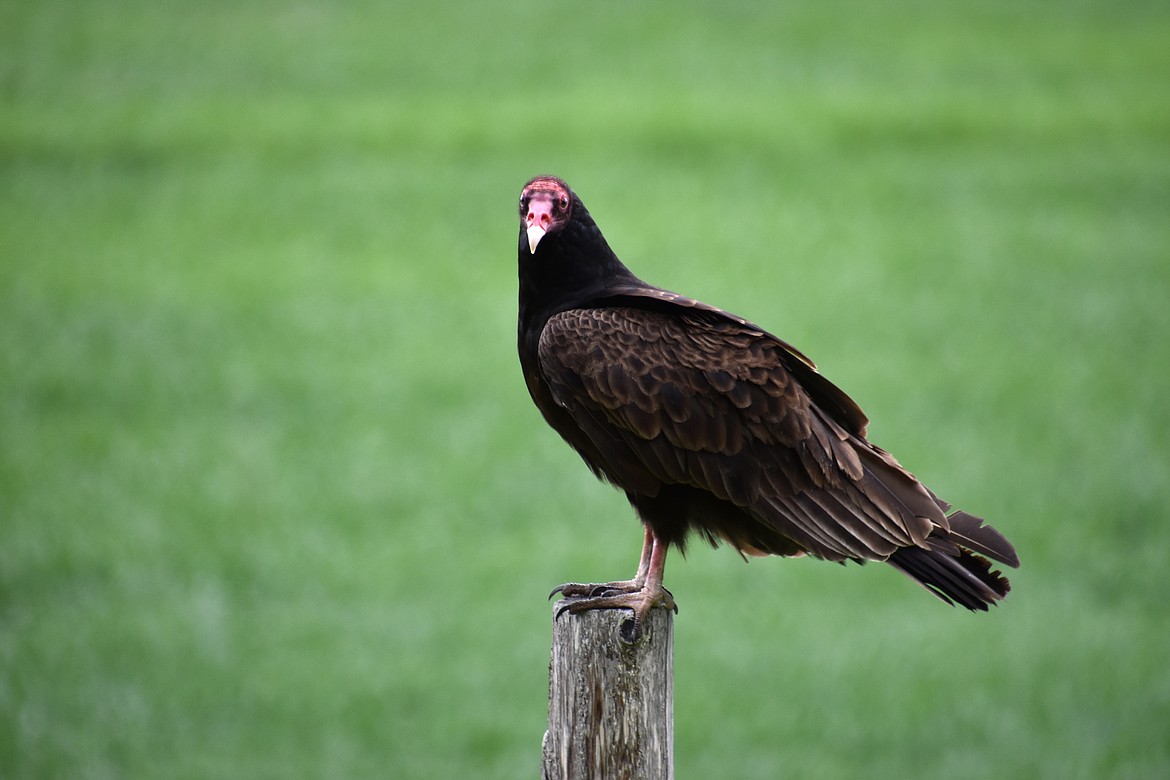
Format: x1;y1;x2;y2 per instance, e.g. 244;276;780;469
519;176;574;255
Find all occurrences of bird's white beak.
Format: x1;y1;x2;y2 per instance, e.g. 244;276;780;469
527;224;546;254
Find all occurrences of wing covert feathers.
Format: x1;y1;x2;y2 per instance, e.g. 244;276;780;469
537;305;1016;609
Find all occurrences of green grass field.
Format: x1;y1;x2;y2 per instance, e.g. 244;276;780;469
3;1;1168;777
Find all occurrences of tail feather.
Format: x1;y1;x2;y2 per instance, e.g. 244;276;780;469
944;510;1020;568
888;542;1012;611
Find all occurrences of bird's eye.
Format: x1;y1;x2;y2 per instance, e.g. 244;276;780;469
558;194;569;211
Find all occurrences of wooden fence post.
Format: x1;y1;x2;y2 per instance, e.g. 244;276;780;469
541;601;674;780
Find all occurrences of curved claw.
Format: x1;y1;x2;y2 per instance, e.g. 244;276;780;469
550;579;643;601
619;616;642;644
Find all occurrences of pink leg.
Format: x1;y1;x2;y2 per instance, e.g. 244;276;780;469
550;524;654;599
552;526;677;643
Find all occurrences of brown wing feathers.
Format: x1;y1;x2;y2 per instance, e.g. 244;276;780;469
538;303;1019;612
540;306;934;563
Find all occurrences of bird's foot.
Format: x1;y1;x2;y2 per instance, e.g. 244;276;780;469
552;582;677;644
549;578;645;600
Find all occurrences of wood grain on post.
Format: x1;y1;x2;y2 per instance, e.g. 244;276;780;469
541;601;674;780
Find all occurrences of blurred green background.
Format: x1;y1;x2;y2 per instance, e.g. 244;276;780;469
3;1;1168;777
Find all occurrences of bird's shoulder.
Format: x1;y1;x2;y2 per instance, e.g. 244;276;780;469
538;289;868;441
540;303;782;382
537;298;813;450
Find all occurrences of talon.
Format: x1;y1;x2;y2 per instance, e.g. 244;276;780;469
547;583;674;643
550;579;645;600
660;588;677;613
619;616;641;644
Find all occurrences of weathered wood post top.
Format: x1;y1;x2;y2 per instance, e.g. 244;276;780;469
541;603;674;780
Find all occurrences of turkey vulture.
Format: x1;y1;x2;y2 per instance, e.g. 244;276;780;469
517;175;1018;642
